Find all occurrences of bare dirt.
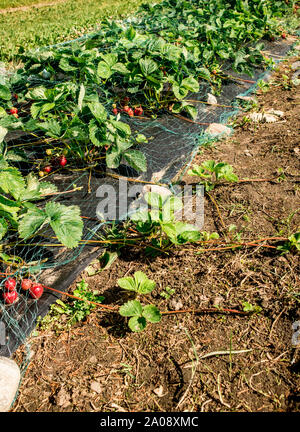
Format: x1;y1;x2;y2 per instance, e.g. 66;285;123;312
12;56;300;412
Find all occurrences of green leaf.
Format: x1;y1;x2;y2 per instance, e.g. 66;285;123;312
37;119;61;138
88;102;107;123
89;119;105;147
38;181;57;196
97;61;112;79
0;107;7;118
0;217;8;240
78;83;85;111
0;126;7;144
119;300;143;317
5;149;28;163
27;86;47;100
172;82;188;100
100;53;118;67
111;63;130;75
118;276;137;292
144;192;163;209
59;57;77;72
125;26;136;41
123;150;147;172
0;84;11;101
181;76;199;93
142;304;161;323
106;146;122;169
134;271;156;294
182;104;198;120
18;207;47;239
128;316;147;332
0;194;20;221
18;173;41;201
139;58;158;76
99;251;118;270
0;164;25;200
45;201;83;248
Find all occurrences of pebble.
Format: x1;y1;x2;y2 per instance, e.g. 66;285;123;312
0;356;21;412
90;381;103;394
168;298;183;311
206;123;232;137
291;61;300;71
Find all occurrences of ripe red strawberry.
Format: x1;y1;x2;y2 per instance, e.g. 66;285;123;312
29;283;44;299
3;291;18;305
134;106;143;116
4;278;16;291
123;105;130;112
281;32;287;39
43;166;52;174
9;108;18;115
21;279;32;291
59;155;67;167
212;70;217;75
112;108;118;115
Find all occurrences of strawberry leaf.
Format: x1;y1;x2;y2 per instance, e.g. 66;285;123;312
45;201;83;249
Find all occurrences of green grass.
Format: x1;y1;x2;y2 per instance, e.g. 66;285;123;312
0;0;154;62
0;0;51;8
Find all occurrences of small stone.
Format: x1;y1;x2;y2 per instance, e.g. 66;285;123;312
291;61;300;71
293;147;300;157
168;298;183;311
0;357;21;412
89;355;98;364
90;381;102;394
244;149;253;157
153;385;165;397
56;387;71;408
236;95;257;103
207;93;218;105
212;296;224;308
206;123;232;137
199;295;210;306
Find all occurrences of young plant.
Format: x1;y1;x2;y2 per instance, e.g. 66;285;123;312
38;279;105;331
277;232;300;254
130;191;201;253
188;160;239;191
118;271;161;332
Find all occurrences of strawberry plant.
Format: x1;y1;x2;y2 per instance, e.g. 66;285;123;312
0;156;83;249
188;160;239;191
118;271;161;332
130;191;201;253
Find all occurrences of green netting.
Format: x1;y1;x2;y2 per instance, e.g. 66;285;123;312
0;0;298;375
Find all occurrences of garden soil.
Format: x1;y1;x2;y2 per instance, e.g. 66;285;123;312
11;56;300;412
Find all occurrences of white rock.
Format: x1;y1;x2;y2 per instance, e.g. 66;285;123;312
249;109;284;123
206;123;232;137
90;381;102;394
207;93;218;105
153;385;165;397
291;61;300;71
236;95;257;103
0;356;21;412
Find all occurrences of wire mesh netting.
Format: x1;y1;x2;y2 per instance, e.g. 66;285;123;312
0;0;298;370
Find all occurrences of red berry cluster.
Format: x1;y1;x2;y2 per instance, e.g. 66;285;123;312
2;278;44;304
112;99;144;117
40;152;67;176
